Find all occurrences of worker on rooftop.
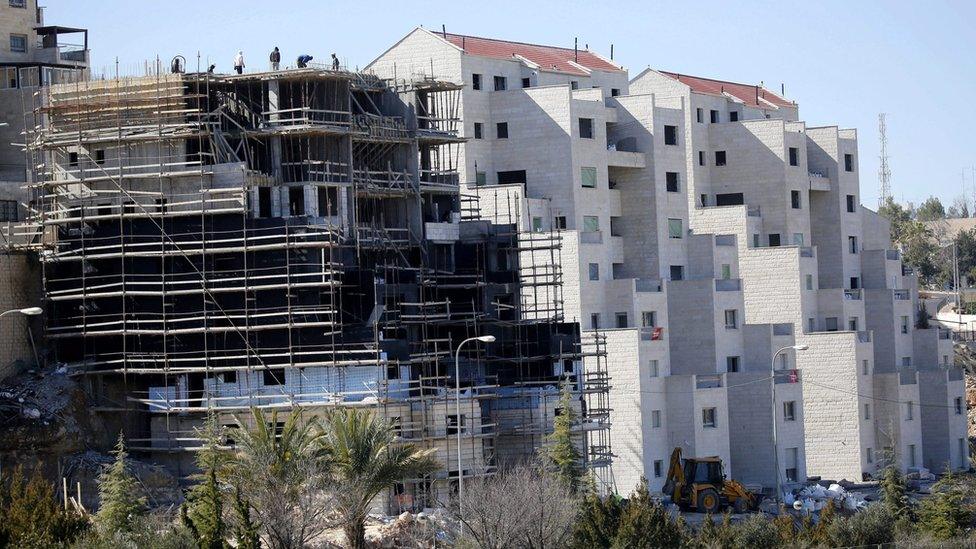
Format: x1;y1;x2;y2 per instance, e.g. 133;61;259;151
270;47;280;71
233;51;245;74
331;53;340;71
297;54;313;69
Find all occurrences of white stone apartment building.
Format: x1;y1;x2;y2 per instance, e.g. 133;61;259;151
368;28;970;495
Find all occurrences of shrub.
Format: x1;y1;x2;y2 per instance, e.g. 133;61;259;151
0;466;89;547
611;478;686;548
571;488;623;549
730;514;780;549
828;504;895;546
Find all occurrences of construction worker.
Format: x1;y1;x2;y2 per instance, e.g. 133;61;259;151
233;51;245;74
207;64;216;74
331;53;340;71
297;54;313;69
270;47;280;71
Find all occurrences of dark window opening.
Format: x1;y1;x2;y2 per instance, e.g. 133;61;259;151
789;147;799;166
221;371;237;384
715;151;727;166
288;186;305;216
729;111;739;122
554;216;567;230
670;265;684;280
473;122;483;139
664;125;678;145
258;187;272;218
579;118;594;139
496;122;508;139
264;368;285;386
68;152;79;167
95;149;105;165
610;88;620;97
768;234;781;247
317;187;338;216
497;170;526;184
698;151;705;166
521;77;530;88
846;194;856;213
666;172;679;192
472;73;482;90
715;193;744;206
844;153;854;172
493;76;506;91
791;190;801;209
696;108;704;123
710;110;720;123
726;356;740;373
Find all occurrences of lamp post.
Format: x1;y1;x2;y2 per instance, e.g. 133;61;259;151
771;344;807;505
0;307;42;318
454;334;495;532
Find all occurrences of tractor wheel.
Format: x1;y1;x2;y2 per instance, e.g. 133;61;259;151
733;497;749;514
697;488;721;514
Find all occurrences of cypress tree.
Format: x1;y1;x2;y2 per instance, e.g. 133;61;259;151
187;416;229;548
611;477;686;549
545;379;583;492
95;432;148;534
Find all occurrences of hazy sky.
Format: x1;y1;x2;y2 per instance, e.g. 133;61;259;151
49;0;975;209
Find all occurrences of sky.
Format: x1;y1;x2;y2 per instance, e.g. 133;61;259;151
49;0;976;209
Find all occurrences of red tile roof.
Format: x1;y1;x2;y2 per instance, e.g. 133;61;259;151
659;71;793;108
438;32;622;76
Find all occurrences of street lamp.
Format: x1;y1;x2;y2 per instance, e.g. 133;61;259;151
454;334;495;531
0;307;42;318
771;344;807;505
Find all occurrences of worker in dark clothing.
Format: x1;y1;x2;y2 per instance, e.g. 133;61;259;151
207;64;216;74
331;53;339;71
233;51;244;74
297;54;313;68
270;47;280;71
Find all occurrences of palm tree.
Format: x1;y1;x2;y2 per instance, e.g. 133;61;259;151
323;407;439;549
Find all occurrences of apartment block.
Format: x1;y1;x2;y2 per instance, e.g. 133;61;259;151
370;28;969;496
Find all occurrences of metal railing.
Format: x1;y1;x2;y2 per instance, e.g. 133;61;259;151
715;278;741;292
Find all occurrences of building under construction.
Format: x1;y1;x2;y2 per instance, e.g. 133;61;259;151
13;64;611;508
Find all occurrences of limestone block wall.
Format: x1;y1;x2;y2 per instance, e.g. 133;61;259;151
0;252;41;380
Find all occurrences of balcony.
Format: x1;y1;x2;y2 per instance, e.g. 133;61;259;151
843;289;862;300
857;331;872;343
35;25;89;67
424;221;459;242
606;150;645;169
893;290;911;300
696;375;723;389
635;279;663;292
808;171;830;191
639;326;665;341
772;323;793;336
774;369;801;384
580;231;603;245
938;329;953;340
885;249;900;261
715;278;741;292
715;234;736;246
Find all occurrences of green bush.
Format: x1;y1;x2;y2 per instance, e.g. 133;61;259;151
611;478;687;549
0;466;89;547
730;514;780;549
828;504;895;546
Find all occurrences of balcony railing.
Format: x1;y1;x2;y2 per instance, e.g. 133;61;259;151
639;326;664;341
635;279;663;292
886;249;900;260
857;331;872;343
715;234;736;246
580;231;603;244
772;323;793;336
715;278;741;292
938;329;953;340
893;290;911;300
844;289;862;300
799;247;815;258
774;369;801;384
696;375;723;389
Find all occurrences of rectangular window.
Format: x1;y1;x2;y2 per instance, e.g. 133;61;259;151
785;447;799;482
698;151;705;166
791;190;801;209
610;216;622;236
94;149;106;165
579;118;594;139
784;401;796;421
583;215;599;232
493;75;507;91
721;264;732;280
258;187;272;218
768;233;781;247
702;407;717;428
664;125;678;145
724;309;738;329
9;0;27;7
654;460;664;478
581;166;597;188
729;111;739;122
696;108;704;123
317;187;338;216
793;233;804;246
866;447;874;463
554;215;567;230
570;80;579;90
475;171;487;185
844;153;854;172
847;194;856;213
497;170;526;184
908;444;917;467
850;276;860;289
901;316;909;334
849;236;858;254
649;360;660;377
901;356;912;367
905;401;914;421
532;216;543;232
956;397;964;415
0;200;17;222
670;265;684;280
68;152;79;167
612;263;624;279
496;122;508;139
715;151;726;166
808;318;816;332
447;414;466;435
610;88;620;97
789;147;799;166
805;275;814;291
288;186;305;216
849;317;858;331
651;410;661;428
615;312;628;328
220;370;237;384
726;356;740;373
264;368;285;386
668;218;683;239
666;172;679;192
9;34;27;53
826;317;838;331
864;403;871;420
588;263;600;281
473;122;483;139
522;77;531;88
710;110;719;123
590;313;600;330
472;73;482;90
642;311;657;327
863;359;870;375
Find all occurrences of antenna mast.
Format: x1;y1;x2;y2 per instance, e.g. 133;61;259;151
878;113;892;207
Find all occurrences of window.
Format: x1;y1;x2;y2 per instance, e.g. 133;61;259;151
850;276;860;289
258;187;272;218
317;187;338;216
9;0;27;7
610;88;620;97
0;200;17;222
721;264;732;280
793;233;804;246
68;152;79;167
847;194;856;213
668;218;682;239
698;151;705;166
610;216;622;236
666;172;679;192
825;317;838;331
497;170;526;184
726;356;740;373
955;397;964;415
220;371;237;384
784;401;796;421
583;215;599;232
581;166;597;188
864;403;871;420
908;444;917;467
472;73;482;90
496;122;508;139
944;354;950;366
717;193;744;206
849;317;858;331
724;309;738;329
521;77;530;88
791;190;801;209
729;111;739;122
844;153;854;172
473;122;483;139
866;447;874;464
654;460;664;478
649;360;660;377
590;313;600;329
447;414;466;435
805;274;814;290
710;110;719;123
570;80;579;90
588;263;600;281
264;368;285;386
579;118;594;139
849;236;858;254
475;171;487;185
612;262;623;279
1;67;16;89
640;312;657;329
785;447;799;482
900;316;909;334
615;312;628;328
651;410;661;428
789;147;799;166
696;108;704;123
532;217;543;232
9;34;27;53
670;265;684;280
808;318;816;332
288;186;305;216
554;215;567;230
905;401;914;421
664;125;678;145
960;439;968;468
768;233;781;247
715;151;726;166
753;234;760;248
901;356;912;367
702;408;717;428
863;359;870;375
493;75;507;91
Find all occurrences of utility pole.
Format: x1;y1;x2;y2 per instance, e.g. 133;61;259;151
878;113;891;207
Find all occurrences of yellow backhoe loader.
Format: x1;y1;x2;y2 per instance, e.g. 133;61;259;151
661;447;758;514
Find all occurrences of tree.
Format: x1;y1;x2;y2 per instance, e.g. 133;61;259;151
229;408;332;549
880;465;913;527
916;196;946;222
828;504;895;547
730;514;780;548
0;466;88;547
948;195;971;219
186;415;229;548
696;512;735;548
95;432;148;534
544;379;583;493
570;483;623;549
917;470;972;540
611;478;686;549
323;407;439;549
231;486;260;549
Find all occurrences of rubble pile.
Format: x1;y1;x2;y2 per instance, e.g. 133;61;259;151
368;509;453;548
784;483;871;513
